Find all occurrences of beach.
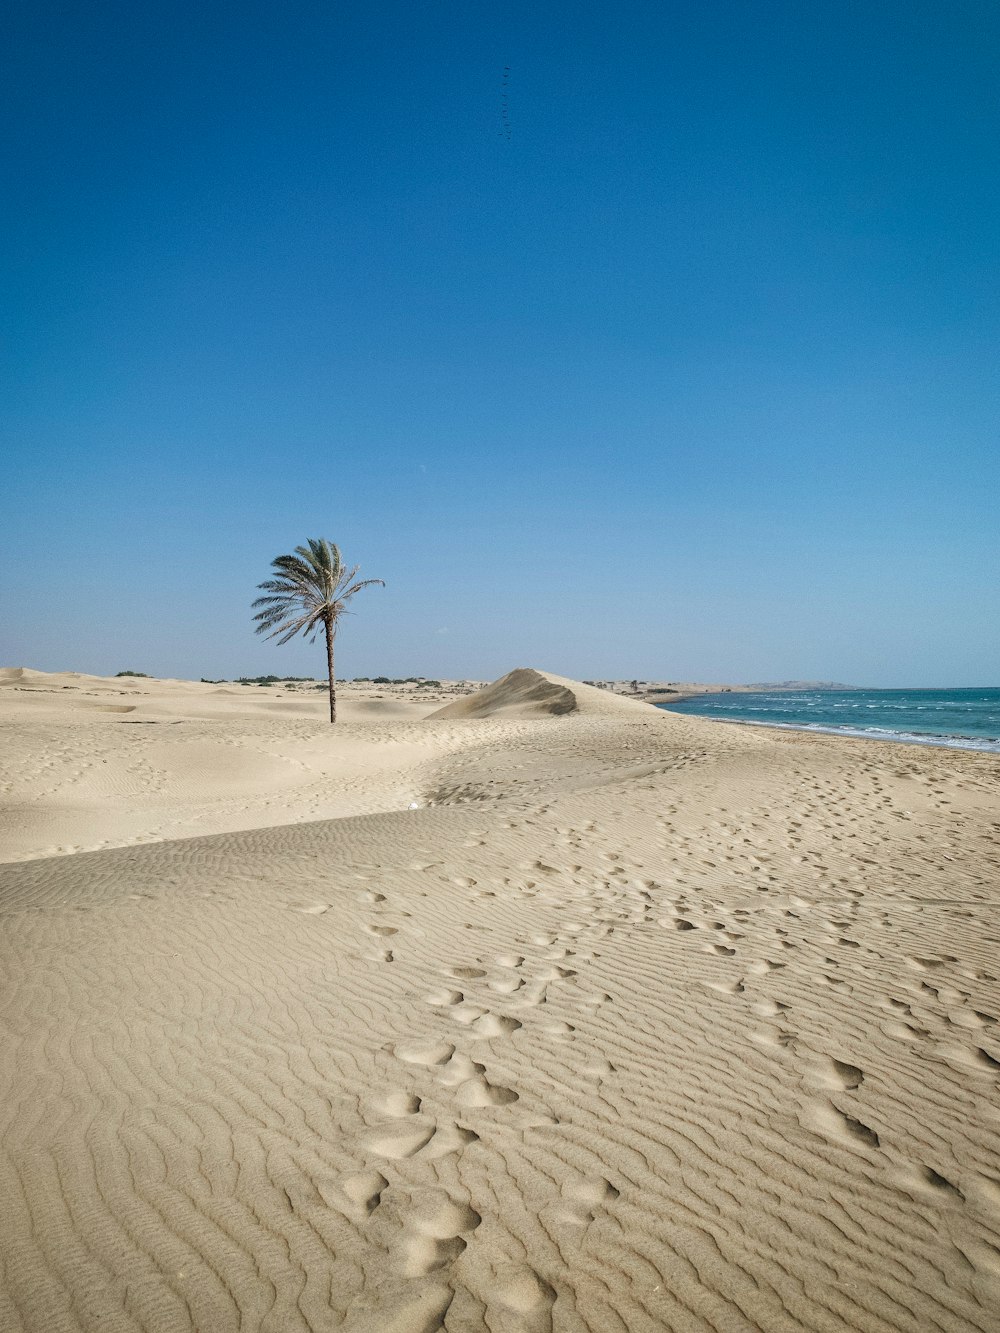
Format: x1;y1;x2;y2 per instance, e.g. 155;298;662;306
2;666;999;1331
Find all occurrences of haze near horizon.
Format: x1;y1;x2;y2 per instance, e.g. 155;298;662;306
3;1;998;687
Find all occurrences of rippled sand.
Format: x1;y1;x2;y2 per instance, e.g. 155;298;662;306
2;668;999;1331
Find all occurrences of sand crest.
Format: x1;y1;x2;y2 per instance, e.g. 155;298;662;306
1;668;999;1330
0;669;483;862
430;668;655;718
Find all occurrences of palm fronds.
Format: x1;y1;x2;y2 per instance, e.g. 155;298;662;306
252;538;385;721
253;540;384;643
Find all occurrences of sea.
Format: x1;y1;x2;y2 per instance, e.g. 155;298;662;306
657;687;1000;753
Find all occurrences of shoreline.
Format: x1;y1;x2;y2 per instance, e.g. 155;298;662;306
656;708;1000;755
653;693;997;757
2;666;999;1328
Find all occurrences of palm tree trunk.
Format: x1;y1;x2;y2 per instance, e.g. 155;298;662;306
325;617;336;723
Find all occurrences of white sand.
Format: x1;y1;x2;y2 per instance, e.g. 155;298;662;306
0;668;485;862
1;666;999;1331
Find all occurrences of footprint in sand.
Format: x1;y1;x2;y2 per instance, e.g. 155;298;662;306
582;1056;615;1080
421;1123;480;1160
469;1012;522;1039
814;1056;864;1091
511;980;549;1008
335;1170;389;1217
363;1120;437;1160
450;1002;490;1026
540;1019;575;1041
894;1163;965;1203
803;1098;881;1152
553;1177;620;1228
487;1266;557;1333
439;1052;485;1087
392;1038;455;1066
749;959;787;975
375;1090;422;1117
906;954;959;971
397;1189;481;1277
536;964;577;982
341;1280;454;1330
363;1116;479;1162
751;1026;797;1051
455;1077;519;1107
488;974;526;995
437;1050;519;1107
705;978;746;995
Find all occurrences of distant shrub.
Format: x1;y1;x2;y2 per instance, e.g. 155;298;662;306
116;670;149;677
416;680;442;688
353;676;371;682
236;675;314;686
200;678;224;684
373;676;391;684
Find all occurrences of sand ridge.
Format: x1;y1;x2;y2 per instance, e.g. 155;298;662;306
0;669;655;864
429;668;658;719
1;667;1000;1330
0;669;487;862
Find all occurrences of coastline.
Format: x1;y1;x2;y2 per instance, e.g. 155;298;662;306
661;711;1000;754
2;667;999;1330
653;684;1000;755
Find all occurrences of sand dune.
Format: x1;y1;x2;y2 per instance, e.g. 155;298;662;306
2;667;1000;1330
0;670;481;862
430;668;655;719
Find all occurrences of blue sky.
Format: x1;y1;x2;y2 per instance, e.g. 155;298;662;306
3;1;998;685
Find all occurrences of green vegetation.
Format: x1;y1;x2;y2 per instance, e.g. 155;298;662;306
253;538;385;723
116;670;149;677
236;674;314;686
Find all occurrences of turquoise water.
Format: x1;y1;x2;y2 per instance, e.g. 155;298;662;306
658;688;1000;752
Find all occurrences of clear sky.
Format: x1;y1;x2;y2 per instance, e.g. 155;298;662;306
3;1;998;686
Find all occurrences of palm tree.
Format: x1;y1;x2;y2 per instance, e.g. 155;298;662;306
252;539;384;723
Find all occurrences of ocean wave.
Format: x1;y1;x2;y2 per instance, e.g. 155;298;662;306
662;687;1000;750
702;717;1000;753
